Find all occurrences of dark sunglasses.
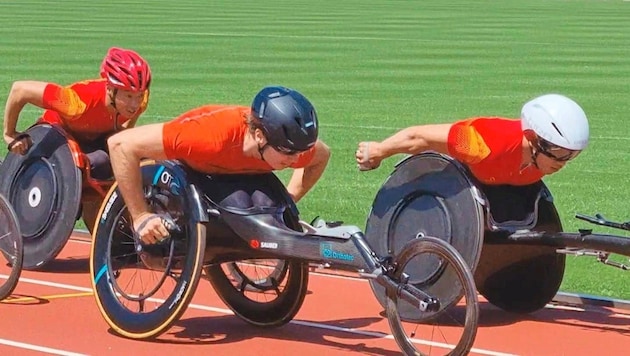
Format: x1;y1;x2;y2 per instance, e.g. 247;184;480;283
537;139;580;162
273;145;303;156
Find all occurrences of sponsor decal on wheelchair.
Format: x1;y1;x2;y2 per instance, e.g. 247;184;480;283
168;280;187;310
250;239;278;249
152;166;181;195
320;243;354;261
100;191;118;223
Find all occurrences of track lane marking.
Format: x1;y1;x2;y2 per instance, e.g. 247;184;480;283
3;274;516;356
1;292;93;304
0;338;88;356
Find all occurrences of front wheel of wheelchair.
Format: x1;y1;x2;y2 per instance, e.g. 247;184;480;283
386;236;478;356
0;193;23;300
205;259;309;327
90;185;206;339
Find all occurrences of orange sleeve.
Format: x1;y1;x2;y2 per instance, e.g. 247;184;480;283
42;83;87;120
447;119;491;164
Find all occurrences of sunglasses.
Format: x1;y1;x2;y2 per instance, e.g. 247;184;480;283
273;145;303;156
537;139;581;162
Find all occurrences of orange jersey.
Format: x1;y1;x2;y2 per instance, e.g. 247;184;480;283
39;79;148;142
447;117;543;185
162;105;316;174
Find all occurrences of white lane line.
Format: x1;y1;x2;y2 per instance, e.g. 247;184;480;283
63;237;630;318
2;274;515;356
0;338;87;356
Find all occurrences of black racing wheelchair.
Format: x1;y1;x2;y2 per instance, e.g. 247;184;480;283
89;160;480;356
364;152;630;317
0;192;23;300
0;124;114;270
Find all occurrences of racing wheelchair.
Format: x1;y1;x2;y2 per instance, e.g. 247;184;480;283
0;123;114;270
89;160;480;356
364;152;630;317
0;192;23;300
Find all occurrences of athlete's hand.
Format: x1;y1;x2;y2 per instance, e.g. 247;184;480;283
4;131;32;155
133;212;171;244
356;141;383;171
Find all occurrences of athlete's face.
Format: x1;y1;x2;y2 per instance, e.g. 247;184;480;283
108;87;145;118
254;129;302;169
535;153;569;174
263;145;301;169
534;141;581;175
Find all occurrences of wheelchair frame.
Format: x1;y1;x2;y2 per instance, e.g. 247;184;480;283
89;160;480;356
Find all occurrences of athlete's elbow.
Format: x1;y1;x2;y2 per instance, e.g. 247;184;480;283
107;132;129;156
314;140;331;166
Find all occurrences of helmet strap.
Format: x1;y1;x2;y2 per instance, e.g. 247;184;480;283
107;88;125;128
258;143;270;162
527;140;541;170
107;87;119;110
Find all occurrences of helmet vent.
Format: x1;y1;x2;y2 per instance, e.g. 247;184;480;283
282;125;294;145
551;122;564;138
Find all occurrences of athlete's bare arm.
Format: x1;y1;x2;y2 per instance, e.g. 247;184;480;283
356;123;453;170
107;123;169;243
3;81;49;153
286;139;331;203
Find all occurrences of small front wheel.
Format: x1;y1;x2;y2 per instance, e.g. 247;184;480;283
386;236;479;356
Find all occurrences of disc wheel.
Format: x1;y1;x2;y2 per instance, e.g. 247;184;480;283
0;194;23;300
386;236;479;356
0;125;82;270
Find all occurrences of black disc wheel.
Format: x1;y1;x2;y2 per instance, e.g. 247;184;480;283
0;124;82;270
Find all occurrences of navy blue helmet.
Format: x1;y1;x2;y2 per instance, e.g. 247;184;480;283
251;86;318;153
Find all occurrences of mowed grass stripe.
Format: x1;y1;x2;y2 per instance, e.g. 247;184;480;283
0;0;629;298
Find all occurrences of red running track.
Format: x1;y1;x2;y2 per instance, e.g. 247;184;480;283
1;234;629;356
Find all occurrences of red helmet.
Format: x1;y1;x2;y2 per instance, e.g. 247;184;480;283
100;47;151;92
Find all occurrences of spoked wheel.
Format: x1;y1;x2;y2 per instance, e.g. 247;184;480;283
0;193;23;300
90;183;206;339
224;259;289;292
205;258;308;327
385;236;478;356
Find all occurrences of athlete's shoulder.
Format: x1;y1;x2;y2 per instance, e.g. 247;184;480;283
173;104;248;124
454;117;519;134
66;79;106;101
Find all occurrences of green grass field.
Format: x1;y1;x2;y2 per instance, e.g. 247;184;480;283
1;0;629;299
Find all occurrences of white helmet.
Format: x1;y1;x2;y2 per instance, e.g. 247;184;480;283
521;94;589;151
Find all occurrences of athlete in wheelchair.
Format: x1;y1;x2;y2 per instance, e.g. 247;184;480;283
0;47;152;270
89;86;480;355
356;93;598;314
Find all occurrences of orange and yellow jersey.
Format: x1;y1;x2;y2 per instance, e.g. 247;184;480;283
162;105;316;174
447;117;543;185
38;79;148;142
